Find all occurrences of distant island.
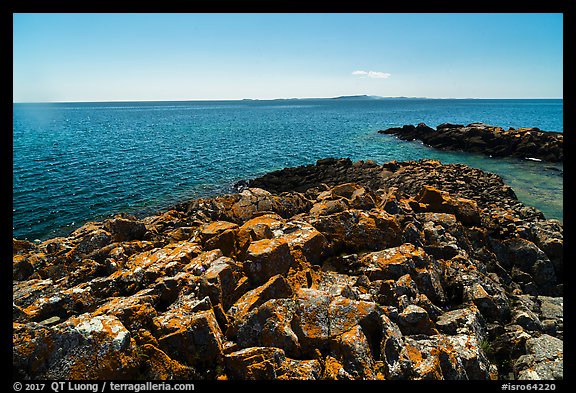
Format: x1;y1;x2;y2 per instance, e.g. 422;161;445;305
238;95;430;102
331;95;427;100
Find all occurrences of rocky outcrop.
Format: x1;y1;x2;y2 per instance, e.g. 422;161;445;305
379;123;563;162
13;158;562;380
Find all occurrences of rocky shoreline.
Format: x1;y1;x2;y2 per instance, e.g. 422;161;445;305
379;123;563;162
13;158;563;380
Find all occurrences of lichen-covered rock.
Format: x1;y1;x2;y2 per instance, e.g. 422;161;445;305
13;314;139;379
138;344;199;379
103;216;147;242
13;279;57;313
277;358;322;380
537;296;563;337
93;294;158;334
155;309;224;369
397;305;438;336
199;220;250;258
308;209;400;253
445;333;494;379
291;288;381;356
496;238;559;295
226;275;293;336
22;283;97;323
275;221;328;265
359;243;446;305
110;241;202;295
322;355;354;380
378;312;412;379
238;214;283;241
510;295;543;331
12;157;563;380
199;255;244;310
224;346;286;380
359;243;425;280
436;305;486;339
236;298;300;356
379;123;562;162
330;325;380;379
414;185;481;226
403;335;480;380
242;238;294;285
309;199;349;216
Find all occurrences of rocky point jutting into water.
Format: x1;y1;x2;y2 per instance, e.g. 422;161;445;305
13;158;563;380
379;123;563;162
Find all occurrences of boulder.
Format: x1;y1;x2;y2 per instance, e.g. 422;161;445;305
308;210;400;253
415;185;481;226
238;214;283;241
224;346;286;380
359;243;426;281
156;309;224;368
199;221;250;258
330;325;380;379
103;217;147;242
436;305;486;339
322;355;354;380
291;288;380;355
138;344;199;379
226;275;294;336
236;298;300;357
446;333;494;379
242;238;294;285
309;199;349;216
403;334;491;380
499;238;558;295
514;334;563;380
358;244;446;304
22;283;97;323
537;296;563;337
13;314;139;379
397;305;438;336
277;358;322;380
93;294;158;333
199;256;244;310
276;221;328;265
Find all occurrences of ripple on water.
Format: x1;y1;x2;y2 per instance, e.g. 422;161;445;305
13;99;563;240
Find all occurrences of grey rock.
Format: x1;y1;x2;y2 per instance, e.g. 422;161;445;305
514;334;563;380
397;305;437;335
436;306;486;340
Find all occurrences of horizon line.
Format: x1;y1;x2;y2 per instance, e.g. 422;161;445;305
12;95;564;104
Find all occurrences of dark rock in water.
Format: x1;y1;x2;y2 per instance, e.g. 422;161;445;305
379;122;563;162
240;157;388;194
13;158;562;380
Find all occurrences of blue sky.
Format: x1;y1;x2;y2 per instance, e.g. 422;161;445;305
13;13;563;102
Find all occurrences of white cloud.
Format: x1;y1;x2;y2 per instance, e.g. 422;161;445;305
352;70;391;79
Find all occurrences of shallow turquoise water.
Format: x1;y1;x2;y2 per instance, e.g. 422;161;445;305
13;98;563;241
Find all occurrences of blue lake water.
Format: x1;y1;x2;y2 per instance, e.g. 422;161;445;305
13;98;563;241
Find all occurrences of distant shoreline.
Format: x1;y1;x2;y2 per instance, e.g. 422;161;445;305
12;97;564;105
